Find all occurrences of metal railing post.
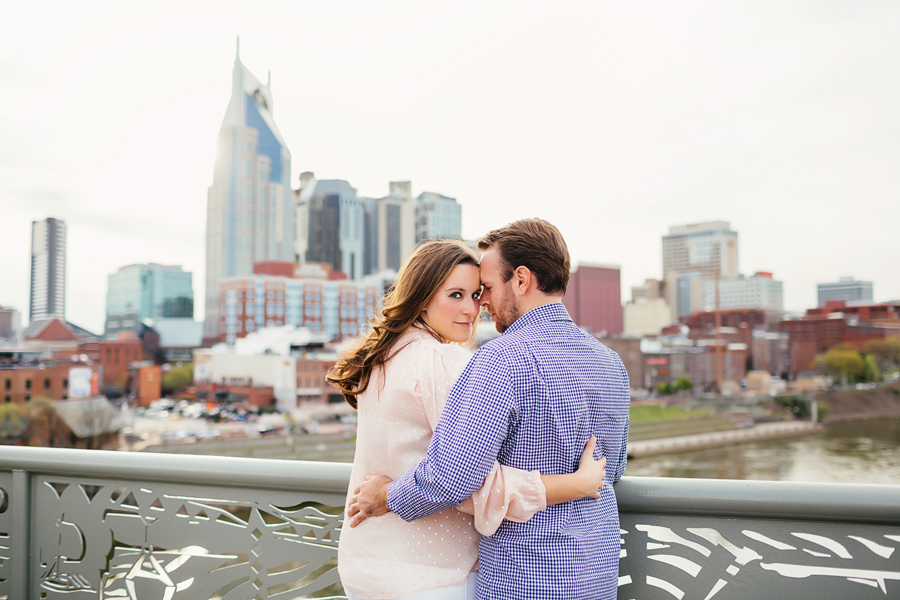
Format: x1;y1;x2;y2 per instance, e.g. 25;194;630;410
11;469;31;599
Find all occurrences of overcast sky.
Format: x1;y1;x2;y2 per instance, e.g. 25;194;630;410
2;1;899;334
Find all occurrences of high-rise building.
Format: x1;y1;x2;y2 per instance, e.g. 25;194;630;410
297;177;365;279
415;192;461;242
662;221;739;281
0;305;21;342
817;277;874;307
204;39;294;338
703;272;784;312
30;217;67;322
218;270;393;343
675;272;705;318
562;263;623;336
376;182;415;272
361;181;416;276
105;264;194;335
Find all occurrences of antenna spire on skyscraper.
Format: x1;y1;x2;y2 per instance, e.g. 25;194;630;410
236;36;240;60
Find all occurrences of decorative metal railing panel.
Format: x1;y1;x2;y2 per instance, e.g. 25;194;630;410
1;446;899;599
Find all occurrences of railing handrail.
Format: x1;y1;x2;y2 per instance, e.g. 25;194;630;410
0;445;353;494
1;446;899;524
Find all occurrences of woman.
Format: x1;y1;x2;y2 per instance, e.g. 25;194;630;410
328;239;605;600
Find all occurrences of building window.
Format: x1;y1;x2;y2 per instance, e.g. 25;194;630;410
44;379;50;390
3;396;9;403
63;379;68;388
25;395;30;401
25;379;31;390
3;380;9;390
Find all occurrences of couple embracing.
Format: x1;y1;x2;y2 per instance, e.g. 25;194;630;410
328;219;631;600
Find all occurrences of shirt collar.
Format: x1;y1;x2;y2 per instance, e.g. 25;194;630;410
504;302;572;335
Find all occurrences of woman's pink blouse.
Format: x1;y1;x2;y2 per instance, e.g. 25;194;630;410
337;327;547;599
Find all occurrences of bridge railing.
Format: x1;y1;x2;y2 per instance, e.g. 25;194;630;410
0;446;898;599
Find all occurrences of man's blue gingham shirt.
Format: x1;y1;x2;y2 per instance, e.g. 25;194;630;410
387;303;630;600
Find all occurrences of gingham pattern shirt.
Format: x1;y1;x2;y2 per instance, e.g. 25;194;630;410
388;302;631;599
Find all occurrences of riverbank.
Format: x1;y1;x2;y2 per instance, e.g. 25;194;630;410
627;420;820;458
820;382;900;422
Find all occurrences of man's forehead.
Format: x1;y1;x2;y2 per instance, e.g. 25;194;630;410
479;249;501;278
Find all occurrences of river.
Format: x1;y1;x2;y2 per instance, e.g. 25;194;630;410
625;417;900;484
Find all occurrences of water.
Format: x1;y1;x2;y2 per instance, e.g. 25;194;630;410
625;417;900;484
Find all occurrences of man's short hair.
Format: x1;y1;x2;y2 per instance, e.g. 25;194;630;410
477;218;570;295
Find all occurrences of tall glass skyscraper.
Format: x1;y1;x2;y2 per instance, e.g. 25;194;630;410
105;264;194;335
205;39;294;338
30;217;66;323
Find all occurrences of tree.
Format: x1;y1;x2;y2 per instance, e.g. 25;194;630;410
816;347;865;385
866;337;900;373
25;397;59;447
162;364;193;395
673;376;694;393
0;403;27;442
655;381;673;395
863;354;881;383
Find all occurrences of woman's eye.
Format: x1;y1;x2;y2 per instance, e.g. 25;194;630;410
472;291;481;300
450;292;463;299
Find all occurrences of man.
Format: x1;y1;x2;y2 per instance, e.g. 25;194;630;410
349;219;630;599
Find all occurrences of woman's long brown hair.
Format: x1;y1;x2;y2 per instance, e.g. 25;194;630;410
326;239;479;408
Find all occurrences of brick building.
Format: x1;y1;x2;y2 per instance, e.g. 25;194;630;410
805;301;900;322
596;337;643;390
77;338;143;391
779;317;900;376
563;263;623;336
0;364;84;404
296;354;341;404
219;262;389;344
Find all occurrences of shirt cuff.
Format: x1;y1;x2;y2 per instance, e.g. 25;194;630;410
387;469;421;522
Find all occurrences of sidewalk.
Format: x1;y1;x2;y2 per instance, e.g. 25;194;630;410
627;420;821;458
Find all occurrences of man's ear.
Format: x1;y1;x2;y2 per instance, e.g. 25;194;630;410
514;266;532;296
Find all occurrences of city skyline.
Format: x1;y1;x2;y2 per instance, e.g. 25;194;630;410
2;2;900;334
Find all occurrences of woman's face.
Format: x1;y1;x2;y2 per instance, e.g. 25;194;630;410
421;264;481;343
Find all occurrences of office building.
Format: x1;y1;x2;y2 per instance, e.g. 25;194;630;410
623;298;671;337
562;263;623;335
631;279;664;303
817;277;874;307
360;181;415;276
376;182;415;272
296;177;365;280
105;264;194;335
0;306;21;342
30;217;67;322
415;192;462;241
702;272;784;312
662;221;739;280
675;272;705;318
204;39;294;339
218;267;393;344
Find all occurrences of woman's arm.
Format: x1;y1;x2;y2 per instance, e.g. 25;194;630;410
541;436;607;505
457;436;606;535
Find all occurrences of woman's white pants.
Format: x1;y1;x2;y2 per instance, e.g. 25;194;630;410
344;573;477;600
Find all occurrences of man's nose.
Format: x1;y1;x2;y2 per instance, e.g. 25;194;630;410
479;290;490;306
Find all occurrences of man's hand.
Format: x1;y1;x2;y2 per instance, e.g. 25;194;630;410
577;436;607;499
346;474;393;528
